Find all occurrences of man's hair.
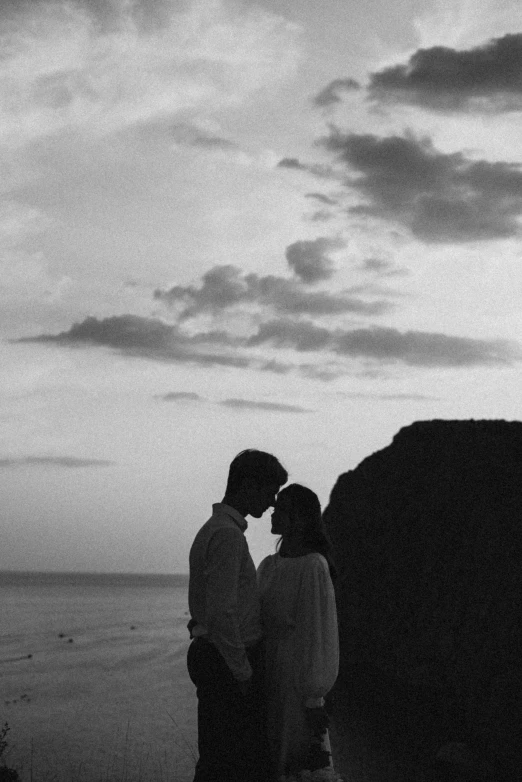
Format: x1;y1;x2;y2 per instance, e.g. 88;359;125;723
225;449;288;495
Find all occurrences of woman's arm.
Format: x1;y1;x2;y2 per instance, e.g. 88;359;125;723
294;554;339;706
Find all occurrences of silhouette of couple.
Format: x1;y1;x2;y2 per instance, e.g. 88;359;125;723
187;450;341;782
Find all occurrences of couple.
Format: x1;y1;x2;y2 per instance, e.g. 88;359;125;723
186;449;340;782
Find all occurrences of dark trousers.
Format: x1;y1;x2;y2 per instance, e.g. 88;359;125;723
187;637;271;782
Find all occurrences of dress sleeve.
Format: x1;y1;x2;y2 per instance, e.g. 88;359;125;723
293;554;339;707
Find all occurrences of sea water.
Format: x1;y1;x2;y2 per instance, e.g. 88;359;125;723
0;571;197;782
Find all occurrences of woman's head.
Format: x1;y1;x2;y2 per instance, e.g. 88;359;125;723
271;483;336;580
271;483;321;541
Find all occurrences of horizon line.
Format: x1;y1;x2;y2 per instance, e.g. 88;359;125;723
0;568;189;577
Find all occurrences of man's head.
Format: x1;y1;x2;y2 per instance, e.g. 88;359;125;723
224;449;288;518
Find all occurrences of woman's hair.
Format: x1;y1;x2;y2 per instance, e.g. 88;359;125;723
276;483;337;582
225;449;288;495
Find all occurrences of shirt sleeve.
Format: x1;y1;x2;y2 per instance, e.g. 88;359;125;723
205;526;252;682
293;554;339;707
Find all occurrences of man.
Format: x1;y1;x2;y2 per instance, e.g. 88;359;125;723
187;449;288;782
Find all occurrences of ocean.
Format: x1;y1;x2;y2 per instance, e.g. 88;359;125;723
0;571;197;782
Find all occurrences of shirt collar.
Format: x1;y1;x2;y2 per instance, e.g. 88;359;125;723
212;503;248;532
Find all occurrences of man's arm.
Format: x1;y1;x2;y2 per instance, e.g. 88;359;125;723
205;527;252;681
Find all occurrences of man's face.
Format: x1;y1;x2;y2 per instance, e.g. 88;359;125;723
248;481;281;518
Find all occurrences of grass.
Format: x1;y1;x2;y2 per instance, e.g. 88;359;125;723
0;723;21;782
0;720;197;782
165;713;197;765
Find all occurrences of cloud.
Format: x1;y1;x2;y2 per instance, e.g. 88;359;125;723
360;258;409;277
170;122;237;150
302;194;339;223
361;258;391;274
157;390;308;409
298;362;344;381
14;310;520;374
155;390;311;410
278;157;306;170
285;237;344;283
248;319;331;352
313;78;361;107
247;318;520;367
258;358;292;375
0;0;301;148
154;264;391;318
14;314;252;369
305;193;338;206
368;33;522;112
156;391;202;401
277;158;336;180
334;326;519;366
0;456;114;468
306;210;334;223
340;392;438;400
220;398;312;413
319;129;522;242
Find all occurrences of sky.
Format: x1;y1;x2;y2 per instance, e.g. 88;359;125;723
2;0;522;574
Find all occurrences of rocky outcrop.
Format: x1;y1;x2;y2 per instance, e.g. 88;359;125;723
324;420;522;780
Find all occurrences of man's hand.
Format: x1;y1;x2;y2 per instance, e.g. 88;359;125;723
237;677;252;696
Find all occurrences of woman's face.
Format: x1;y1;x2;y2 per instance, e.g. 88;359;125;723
272;495;299;538
270;497;293;537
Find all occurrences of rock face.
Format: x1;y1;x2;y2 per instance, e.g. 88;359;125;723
323;419;522;779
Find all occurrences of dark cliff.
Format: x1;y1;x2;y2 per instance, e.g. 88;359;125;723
324;419;522;780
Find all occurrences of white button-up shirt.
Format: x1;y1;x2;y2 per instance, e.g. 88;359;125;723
188;503;262;681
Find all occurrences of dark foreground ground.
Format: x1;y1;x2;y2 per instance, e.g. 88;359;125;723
328;662;505;782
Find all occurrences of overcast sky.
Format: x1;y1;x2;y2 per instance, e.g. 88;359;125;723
2;0;522;573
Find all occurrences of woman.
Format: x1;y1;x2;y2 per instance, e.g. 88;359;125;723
257;484;341;782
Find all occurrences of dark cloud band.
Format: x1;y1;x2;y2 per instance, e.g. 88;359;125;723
248;318;519;367
14;315;251;369
0;456;114;468
154;263;391;317
285;237;343;283
14;310;520;375
220;399;312;413
368;33;522;112
313;78;361;108
318;130;522;242
156;392;201;401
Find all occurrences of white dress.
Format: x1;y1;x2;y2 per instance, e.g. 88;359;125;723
257;552;340;781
